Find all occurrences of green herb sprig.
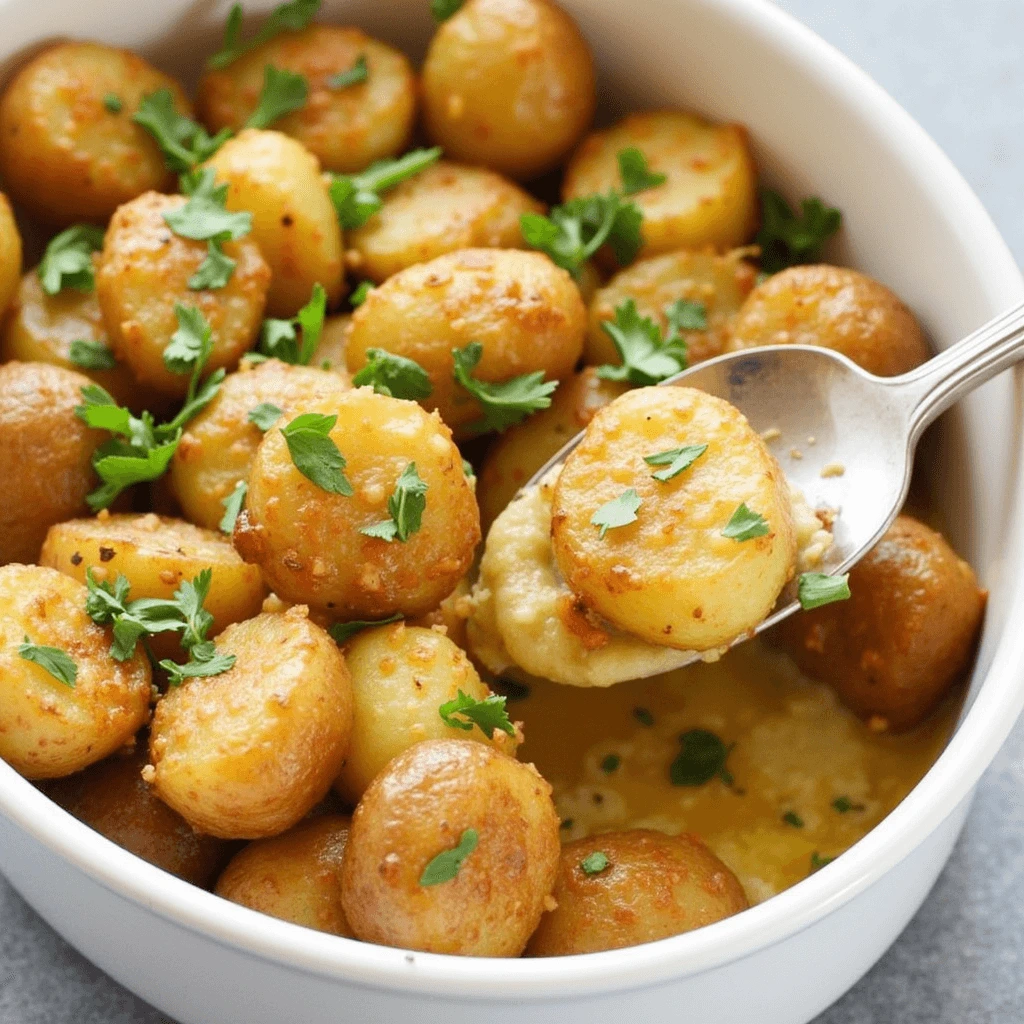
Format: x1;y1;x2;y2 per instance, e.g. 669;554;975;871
38;225;105;296
258;284;328;365
591;488;641;539
18;637;77;687
360;463;427;542
329;147;442;229
134;90;232;173
327;614;403;645
438;690;515;739
756;190;842;274
245;66;309;129
420;828;478;886
280;412;353;494
352;348;432;400
209;0;321;69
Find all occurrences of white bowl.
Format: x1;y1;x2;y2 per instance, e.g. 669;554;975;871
1;1;1022;1022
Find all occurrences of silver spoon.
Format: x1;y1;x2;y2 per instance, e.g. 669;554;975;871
527;299;1024;653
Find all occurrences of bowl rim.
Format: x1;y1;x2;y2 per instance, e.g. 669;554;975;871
2;0;1024;1003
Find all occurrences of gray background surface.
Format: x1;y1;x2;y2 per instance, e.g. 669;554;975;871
2;1;1023;1022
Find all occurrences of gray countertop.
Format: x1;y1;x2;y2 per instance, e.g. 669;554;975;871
2;1;1023;1022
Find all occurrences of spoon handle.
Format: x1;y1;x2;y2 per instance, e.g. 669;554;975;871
900;298;1024;439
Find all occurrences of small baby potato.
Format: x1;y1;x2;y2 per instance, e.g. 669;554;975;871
215;815;353;935
334;623;518;805
0;362;102;565
477;369;629;530
340;739;560;956
346;249;586;436
96;191;270;397
777;516;985;730
422;0;596;180
0;42;189;225
0;192;21;317
346;161;545;283
0;564;151;779
551;386;796;651
197;27;415;175
586;248;758;368
312;314;351;372
146;607;353;839
526;830;748;956
170;360;352;530
205;130;344;318
563;111;758;258
729;265;930;377
45;748;230;887
235;388;480;618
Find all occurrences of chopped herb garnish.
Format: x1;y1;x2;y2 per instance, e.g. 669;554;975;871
248;402;283;431
258;283;327;365
618;147;666;196
633;706;655;727
420;828;478;886
439;689;515;739
327;54;368;90
359;462;427;542
600;753;620;773
756;190;842;275
782;811;804;828
591;488;641;539
644;443;707;483
665;298;708;335
280;412;352;495
595;299;688;386
832;796;864;814
350;280;374;306
18;637;77;687
722;503;770;541
134;89;232;173
810;851;834;872
329;147;442;229
156;571;236;686
69;339;117;371
38;225;105;295
798;572;851;610
670;729;733;787
219;480;247;534
327;614;403;645
245;65;308;129
164;303;214;378
430;0;465;21
208;0;321;69
580;851;610;876
103;93;123;113
352;348;433;400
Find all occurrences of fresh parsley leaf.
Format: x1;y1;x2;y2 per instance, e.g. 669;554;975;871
248;402;283;431
600;753;620;773
160;649;237;687
327;54;367;89
87;437;180;511
219;480;247;534
596;299;688;386
258;283;327;364
832;796;864;813
451;341;557;433
722;503;770;541
18;637;77;687
38;225;105;295
163;167;251;245
189;240;237;290
633;706;655;727
783;811;804;828
327;614;403;644
164;304;213;377
618;147;666;196
756;190;842;274
664;298;708;336
245;65;308;129
438;689;515;739
430;0;465;21
419;828;478;886
280;412;353;494
798;572;851;610
84;570;190;661
350;280;374;306
352;348;433;400
161;368;226;435
590;488;641;539
134;90;232;173
208;0;321;70
579;851;610;876
329;147;442;229
69;339;117;371
670;729;733;786
360;463;427;542
644;443;707;482
810;851;834;872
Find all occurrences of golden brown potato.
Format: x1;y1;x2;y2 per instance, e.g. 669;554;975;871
0;362;101;565
197;26;415;175
170;360;351;531
0;42;188;224
564;111;758;258
346;161;545;283
551;386;796;651
205;130;344;318
96;192;270;397
0;564;151;779
340;739;560;956
526;830;748;956
346;249;586;436
312;314;351;372
0;192;21;318
146;607;353;839
45;748;230;887
334;623;519;805
235;387;480;618
422;0;596;180
729;264;930;377
586;248;758;368
777;516;985;730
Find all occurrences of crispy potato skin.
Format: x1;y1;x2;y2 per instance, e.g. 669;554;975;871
526;830;748;956
346;249;586;436
170;360;351;531
0;192;22;318
729;264;930;377
96;192;270;396
340;739;560;956
586;248;757;368
45;748;230;887
147;607;353;839
422;0;596;180
551;387;796;650
0;362;101;565
205;130;344;318
346;161;545;283
197;27;415;175
564;111;758;258
215;815;353;935
0;42;188;224
776;516;985;730
477;369;628;531
334;624;518;804
235;387;480;618
0;564;151;779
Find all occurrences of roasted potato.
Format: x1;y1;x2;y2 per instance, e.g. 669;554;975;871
170;360;351;531
729;264;930;377
146;607;353;839
564;111;758;258
0;564;151;779
235;387;480;618
0;191;21;318
526;830;748;956
422;0;596;180
777;515;985;730
0;362;102;565
197;26;415;175
346;248;586;436
205;130;344;318
340;739;560;956
0;41;188;224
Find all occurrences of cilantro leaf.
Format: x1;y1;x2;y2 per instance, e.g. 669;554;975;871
134;89;232;173
69;339;117;371
756;190;842;274
160;649;237;687
327;54;367;90
419;828;478;886
87;437;180;511
591;488;641;539
350;280;374;306
219;480;247;534
161;368;226;435
579;851;610;875
797;572;851;610
189;240;237;290
164;304;213;377
360;463;427;543
163;167;251;245
328;147;442;229
245;65;309;129
352;348;433;400
595;299;688;386
438;689;515;739
85;570;191;661
670;729;733;786
258;283;327;365
280;412;353;495
644;443;707;482
431;0;465;21
18;637;77;687
618;147;666;196
103;93;123;113
664;298;708;336
208;0;321;70
722;503;770;541
327;614;403;645
38;225;105;295
248;402;283;431
783;811;804;828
